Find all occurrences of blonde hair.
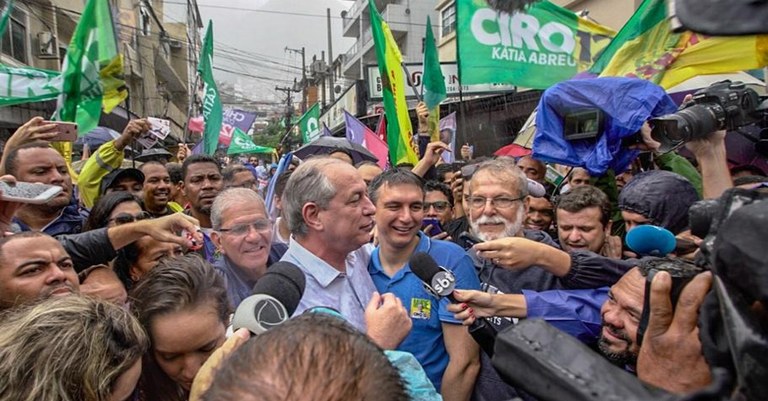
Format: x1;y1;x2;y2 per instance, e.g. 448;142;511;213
0;295;149;401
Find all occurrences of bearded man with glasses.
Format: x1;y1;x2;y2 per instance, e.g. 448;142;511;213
467;159;628;300
465;159;635;401
210;188;286;307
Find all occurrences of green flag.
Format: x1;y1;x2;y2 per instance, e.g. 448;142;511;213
198;21;222;155
0;0;14;36
55;0;126;136
456;0;615;89
227;127;275;155
422;15;446;142
297;103;321;144
423;16;446;109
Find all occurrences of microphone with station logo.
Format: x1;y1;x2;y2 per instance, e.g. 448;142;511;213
409;252;498;357
232;261;306;335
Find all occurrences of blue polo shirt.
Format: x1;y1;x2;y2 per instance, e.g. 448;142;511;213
369;233;481;392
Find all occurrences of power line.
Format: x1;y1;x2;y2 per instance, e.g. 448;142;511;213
20;0;305;77
16;0;327;105
167;0;434;29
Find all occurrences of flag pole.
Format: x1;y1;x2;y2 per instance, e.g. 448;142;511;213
184;73;201;145
123;90;138;169
401;62;422;103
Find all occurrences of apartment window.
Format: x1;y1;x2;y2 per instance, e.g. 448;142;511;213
0;3;28;63
441;2;456;37
139;1;152;36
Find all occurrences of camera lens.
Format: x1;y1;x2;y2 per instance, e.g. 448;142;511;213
676;105;721;141
650;104;723;152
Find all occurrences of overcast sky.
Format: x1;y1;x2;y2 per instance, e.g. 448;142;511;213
168;0;355;104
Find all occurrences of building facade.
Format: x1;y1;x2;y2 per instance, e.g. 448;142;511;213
340;0;440;81
0;0;202;145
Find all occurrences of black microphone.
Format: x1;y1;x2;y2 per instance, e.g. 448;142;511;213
231;261;306;335
410;252;498;357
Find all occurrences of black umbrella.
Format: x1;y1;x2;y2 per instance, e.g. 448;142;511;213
293;136;378;164
75;126;120;150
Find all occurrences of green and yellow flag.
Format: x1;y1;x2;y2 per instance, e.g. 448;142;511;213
369;0;418;166
55;0;127;136
589;0;768;89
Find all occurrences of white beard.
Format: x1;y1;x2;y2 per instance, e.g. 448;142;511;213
470;204;526;241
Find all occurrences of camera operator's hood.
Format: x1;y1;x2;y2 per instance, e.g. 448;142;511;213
533;78;677;175
698;190;768;400
618;170;699;235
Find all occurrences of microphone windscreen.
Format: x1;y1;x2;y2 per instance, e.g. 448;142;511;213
526;178;546;198
625;225;676;256
409;252;442;284
252;261;306;315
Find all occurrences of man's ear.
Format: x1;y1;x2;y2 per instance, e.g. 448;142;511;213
180;181;187;197
210;231;223;254
605;220;613;235
302;202;323;232
523;196;531;211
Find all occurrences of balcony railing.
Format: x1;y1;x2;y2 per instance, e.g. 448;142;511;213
342;0;366;32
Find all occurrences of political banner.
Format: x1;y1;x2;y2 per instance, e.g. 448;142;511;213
439;112;457;163
0;65;62;107
224;108;257;131
457;0;615;89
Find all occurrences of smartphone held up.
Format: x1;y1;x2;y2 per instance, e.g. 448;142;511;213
42;121;78;142
0;181;63;204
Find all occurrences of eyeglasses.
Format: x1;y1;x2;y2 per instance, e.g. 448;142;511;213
108;211;151;225
218;219;272;236
424;201;451;213
468;196;525;210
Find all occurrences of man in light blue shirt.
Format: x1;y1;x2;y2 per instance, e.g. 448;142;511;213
280;157;412;350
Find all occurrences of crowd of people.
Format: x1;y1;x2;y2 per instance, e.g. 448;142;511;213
0;102;765;401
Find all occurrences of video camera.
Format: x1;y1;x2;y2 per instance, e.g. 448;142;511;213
649;80;768;153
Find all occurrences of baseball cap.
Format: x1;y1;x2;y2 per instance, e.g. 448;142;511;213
100;168;145;195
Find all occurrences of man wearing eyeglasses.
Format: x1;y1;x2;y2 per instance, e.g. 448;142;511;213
467;159;628;306
424;181;454;228
466;159;633;401
210;188;286;307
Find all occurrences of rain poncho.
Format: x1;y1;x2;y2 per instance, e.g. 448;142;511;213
618;170;700;235
533;78;677;175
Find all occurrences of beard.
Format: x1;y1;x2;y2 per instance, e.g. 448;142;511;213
597;324;638;367
470;204;526;241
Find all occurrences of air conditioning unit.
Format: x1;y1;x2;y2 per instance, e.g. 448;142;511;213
167;39;183;50
37;31;58;59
